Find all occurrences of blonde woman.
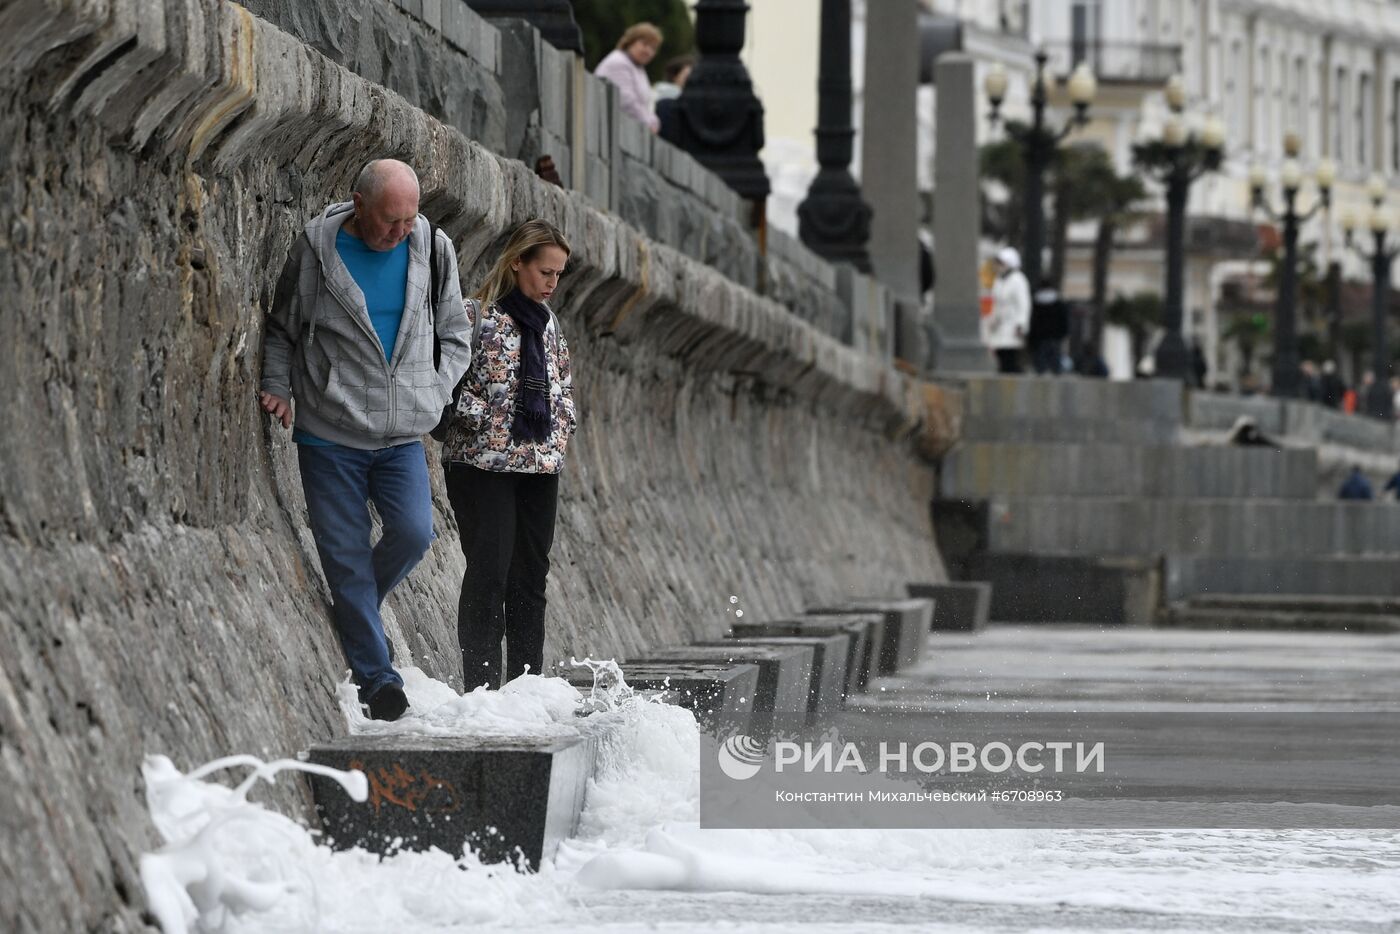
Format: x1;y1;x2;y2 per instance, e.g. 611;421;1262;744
593;22;663;132
443;220;577;689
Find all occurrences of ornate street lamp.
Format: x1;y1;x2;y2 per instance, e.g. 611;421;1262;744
797;0;872;271
1249;134;1335;398
675;0;770;206
1132;75;1225;382
984;52;1097;288
1341;175;1399;420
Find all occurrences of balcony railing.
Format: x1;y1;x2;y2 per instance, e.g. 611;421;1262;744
1041;41;1183;85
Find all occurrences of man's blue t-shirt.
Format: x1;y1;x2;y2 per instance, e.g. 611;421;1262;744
295;229;411;446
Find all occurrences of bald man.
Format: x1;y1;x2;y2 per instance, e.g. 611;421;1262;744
260;159;472;721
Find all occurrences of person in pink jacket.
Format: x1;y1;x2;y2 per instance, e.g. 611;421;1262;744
593;22;663;133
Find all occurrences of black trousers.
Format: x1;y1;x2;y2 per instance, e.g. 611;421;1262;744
995;348;1024;374
444;463;560;690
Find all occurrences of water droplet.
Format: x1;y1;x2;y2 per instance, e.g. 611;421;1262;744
735;610;744;618
729;595;739;604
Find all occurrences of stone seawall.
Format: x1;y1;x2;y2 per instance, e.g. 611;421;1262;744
0;1;953;930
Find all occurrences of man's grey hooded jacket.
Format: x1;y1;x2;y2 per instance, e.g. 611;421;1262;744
260;202;473;449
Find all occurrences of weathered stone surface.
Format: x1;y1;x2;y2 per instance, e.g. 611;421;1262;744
237;0;509;153
307;733;592;866
0;0;952;929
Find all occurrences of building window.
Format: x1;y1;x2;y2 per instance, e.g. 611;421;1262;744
1360;73;1373;168
1335;66;1348;162
1259;52;1272;153
1232;42;1248;146
1070;0;1102;67
1391;79;1400;171
1295;57;1308;155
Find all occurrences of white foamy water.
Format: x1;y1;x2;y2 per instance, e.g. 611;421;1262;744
140;662;1400;932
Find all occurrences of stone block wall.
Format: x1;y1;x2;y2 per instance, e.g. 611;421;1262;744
0;1;953;929
235;0;853;342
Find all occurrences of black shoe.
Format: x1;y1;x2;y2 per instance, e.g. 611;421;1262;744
366;685;409;722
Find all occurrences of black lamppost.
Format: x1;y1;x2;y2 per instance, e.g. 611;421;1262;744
674;0;770;206
1132;75;1224;381
797;0;872;271
984;52;1097;288
1249;134;1335;399
1342;175;1398;420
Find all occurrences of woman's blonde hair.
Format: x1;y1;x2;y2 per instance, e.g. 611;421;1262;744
616;22;662;51
474;219;573;305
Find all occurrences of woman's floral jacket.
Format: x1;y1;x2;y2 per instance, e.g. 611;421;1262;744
441;301;577;473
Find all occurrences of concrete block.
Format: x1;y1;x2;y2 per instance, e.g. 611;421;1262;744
806;598;932;673
423;0;442;32
907;581;990;631
722;633;852;715
966;552;1159;625
568;662;758;734
441;0;472;52
732;613;883;697
537;37;570;140
306;732;593;867
617;110;651;160
635;644;814;734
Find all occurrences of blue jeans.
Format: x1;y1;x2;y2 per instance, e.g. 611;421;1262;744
297;441;434;698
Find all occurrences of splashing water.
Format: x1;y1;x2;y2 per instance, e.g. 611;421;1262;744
138;754;367;934
139;664;1400;931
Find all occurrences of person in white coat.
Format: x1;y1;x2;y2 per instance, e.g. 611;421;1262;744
988;246;1031;373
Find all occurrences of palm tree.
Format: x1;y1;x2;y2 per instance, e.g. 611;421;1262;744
980;139;1144;358
978;135;1026;248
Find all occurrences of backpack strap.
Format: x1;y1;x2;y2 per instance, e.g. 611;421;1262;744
472;298;485;358
429;222;441;370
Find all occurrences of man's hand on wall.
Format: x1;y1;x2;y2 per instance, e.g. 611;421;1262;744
259;391;293;429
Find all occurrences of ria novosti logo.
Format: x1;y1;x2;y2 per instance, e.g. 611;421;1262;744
717;734;767;780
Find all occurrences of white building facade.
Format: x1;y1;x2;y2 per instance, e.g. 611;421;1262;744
1031;0;1400;383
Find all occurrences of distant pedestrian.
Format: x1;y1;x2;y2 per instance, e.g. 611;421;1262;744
988;246;1030;373
1383;461;1400;498
1319;360;1345;408
1300;360;1322;402
443;220;578;690
654;55;695;143
1028;281;1069;374
1191;340;1208;389
594;23;663;133
259;159;473;721
1227;415;1276;448
653;55;693;101
1339;466;1374;500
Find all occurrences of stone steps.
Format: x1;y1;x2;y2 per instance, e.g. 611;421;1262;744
1165;555;1400;601
940;441;1317;500
1161;604;1400;634
1188;594;1400;615
939;496;1400;560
